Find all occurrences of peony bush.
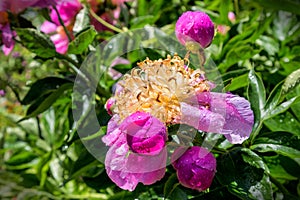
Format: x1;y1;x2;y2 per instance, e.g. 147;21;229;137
0;0;300;199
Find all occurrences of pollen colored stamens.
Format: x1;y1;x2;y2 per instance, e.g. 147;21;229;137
113;54;211;124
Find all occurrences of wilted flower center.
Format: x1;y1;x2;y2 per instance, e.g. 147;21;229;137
113;54;211;124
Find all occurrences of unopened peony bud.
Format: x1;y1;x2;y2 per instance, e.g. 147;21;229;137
172;146;216;191
105;97;116;115
228;11;236;23
176;11;215;49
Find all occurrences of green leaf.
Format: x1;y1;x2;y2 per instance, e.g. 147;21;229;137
130;15;156;29
282;68;300;95
217;148;273;200
36;151;52;187
263;155;298;181
73;6;90;33
253;131;300;150
68;149;100;182
68;26;97;54
225;73;248;91
164;173;187;200
273;10;298;41
279;155;300;179
5;150;37;166
21;83;73;121
219;45;261;71
22;77;72;105
15;28;56;58
255;35;279;56
264;81;283;115
251;144;300;158
166;187;187;200
264;112;300;136
264;95;300;120
248;69;266;136
256;0;300;16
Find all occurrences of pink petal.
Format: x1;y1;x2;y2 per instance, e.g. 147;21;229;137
102;115;122;146
2;43;13;55
50;33;69;54
40;21;57;34
105;137;166;191
180;102;225;133
197;92;254;144
181;92;254;144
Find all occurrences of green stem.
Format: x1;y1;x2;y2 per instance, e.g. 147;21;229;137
56;54;90;84
89;8;124;33
269;174;289;195
197;48;206;71
250;120;263;145
36;117;43;139
53;6;72;42
63;193;108;199
234;0;240;15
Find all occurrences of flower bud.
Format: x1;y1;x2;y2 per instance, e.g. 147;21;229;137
105;97;116;116
228;11;236;23
175;11;214;48
172;146;216;191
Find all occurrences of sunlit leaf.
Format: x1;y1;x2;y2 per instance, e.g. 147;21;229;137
282;68;300;95
247;69;266;135
68;26;97;54
15;28;56;58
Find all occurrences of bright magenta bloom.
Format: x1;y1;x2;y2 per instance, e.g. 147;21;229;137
102;111;167;191
40;0;82;54
176;11;214;48
172;146;216;191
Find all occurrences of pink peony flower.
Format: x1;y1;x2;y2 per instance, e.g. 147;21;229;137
0;0;60;55
172;146;216;191
102;111;167;191
40;0;82;54
0;11;15;55
176;11;215;48
0;0;60;13
180;92;254;144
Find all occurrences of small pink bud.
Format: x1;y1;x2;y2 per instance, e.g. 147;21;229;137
0;89;5;97
105;97;116;116
217;25;230;35
228;11;236;23
176;11;215;48
172;146;216;191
